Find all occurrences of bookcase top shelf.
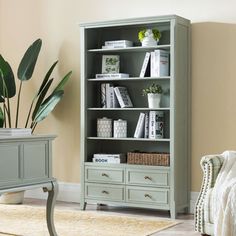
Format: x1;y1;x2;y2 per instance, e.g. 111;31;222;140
88;45;171;53
87;108;170;111
87;137;170;142
87;76;171;82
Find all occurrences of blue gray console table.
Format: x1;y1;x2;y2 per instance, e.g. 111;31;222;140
0;135;58;236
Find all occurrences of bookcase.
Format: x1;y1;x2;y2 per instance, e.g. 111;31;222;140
80;15;190;218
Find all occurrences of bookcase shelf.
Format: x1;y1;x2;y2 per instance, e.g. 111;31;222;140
87;76;171;82
88;44;171;53
87;137;171;142
80;15;190;218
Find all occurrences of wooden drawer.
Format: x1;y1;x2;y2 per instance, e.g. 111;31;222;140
126;186;169;205
85;166;124;184
126;169;169;187
85;183;125;201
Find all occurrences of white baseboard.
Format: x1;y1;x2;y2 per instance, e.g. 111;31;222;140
25;183;199;213
190;191;199;214
24;182;81;203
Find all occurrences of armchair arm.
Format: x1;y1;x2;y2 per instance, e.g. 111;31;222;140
194;154;224;233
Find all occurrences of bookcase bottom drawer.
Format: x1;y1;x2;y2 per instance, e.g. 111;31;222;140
126;186;169;205
85;183;125;201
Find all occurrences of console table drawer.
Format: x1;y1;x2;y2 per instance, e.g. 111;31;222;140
126;169;169;187
85;166;124;184
126;186;169;205
85;183;125;201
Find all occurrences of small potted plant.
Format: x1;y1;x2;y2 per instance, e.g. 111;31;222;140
138;28;161;47
142;83;163;108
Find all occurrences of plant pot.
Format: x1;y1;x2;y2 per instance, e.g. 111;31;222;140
141;37;159;47
0;191;25;204
147;93;161;108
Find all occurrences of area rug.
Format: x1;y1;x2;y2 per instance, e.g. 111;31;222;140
0;205;179;236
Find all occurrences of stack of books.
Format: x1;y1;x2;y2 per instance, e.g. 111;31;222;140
102;40;133;49
0;128;32;136
134;111;164;139
101;84;133;108
139;49;169;78
93;153;126;163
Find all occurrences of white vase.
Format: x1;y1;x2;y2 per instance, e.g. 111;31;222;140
147;93;161;108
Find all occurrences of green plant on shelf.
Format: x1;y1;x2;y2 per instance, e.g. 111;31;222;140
142;83;163;95
138;28;161;42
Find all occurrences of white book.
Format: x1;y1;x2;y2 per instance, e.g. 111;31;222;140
139;52;151;78
134;113;146;138
114;87;133;108
109;87;120;108
95;73;129;79
93;153;126;163
102;55;120;74
151;50;169;77
102;45;130;49
105;83;113;108
105;40;133;47
149;111;164;139
144;112;149;138
0;128;32;136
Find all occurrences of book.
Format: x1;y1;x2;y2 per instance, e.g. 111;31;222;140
149;111;164;139
93;153;126;163
0;128;32;136
104;40;133;47
95;73;129;79
139;52;151;78
150;50;169;77
134;113;146;138
100;83;106;108
114;86;133;108
105;83;113;108
102;55;120;74
109;86;120;108
144;112;149;138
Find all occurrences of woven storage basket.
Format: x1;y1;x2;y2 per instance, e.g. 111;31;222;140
127;152;170;166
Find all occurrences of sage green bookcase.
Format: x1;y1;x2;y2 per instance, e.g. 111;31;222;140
80;15;190;218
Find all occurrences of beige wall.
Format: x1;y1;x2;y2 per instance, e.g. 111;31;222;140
1;0;236;191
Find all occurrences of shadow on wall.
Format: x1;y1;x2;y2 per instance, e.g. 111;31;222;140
191;22;236;191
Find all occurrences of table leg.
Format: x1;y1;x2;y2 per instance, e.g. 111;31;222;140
43;181;58;236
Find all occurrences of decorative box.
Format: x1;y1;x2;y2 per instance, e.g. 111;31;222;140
113;119;127;138
97;117;112;138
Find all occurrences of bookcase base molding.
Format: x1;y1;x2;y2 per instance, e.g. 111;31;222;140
80;15;191;219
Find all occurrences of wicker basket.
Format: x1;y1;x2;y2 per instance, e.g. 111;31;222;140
127;152;170;166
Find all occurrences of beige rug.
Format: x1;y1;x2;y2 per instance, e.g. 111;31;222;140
0;205;179;236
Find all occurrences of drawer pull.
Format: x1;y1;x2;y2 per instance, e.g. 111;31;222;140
144;194;152;199
101;173;109;177
144;176;152;180
102;190;109;194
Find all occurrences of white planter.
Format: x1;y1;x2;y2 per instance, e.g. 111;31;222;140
147;93;161;108
141;38;159;47
0;191;25;204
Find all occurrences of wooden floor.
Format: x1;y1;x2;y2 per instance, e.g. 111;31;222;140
24;198;201;236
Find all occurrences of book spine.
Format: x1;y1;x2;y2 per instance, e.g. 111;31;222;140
139;52;150;78
114;87;125;108
144;112;149;138
150;51;155;77
134;113;145;138
159;50;169;76
109;87;114;108
149;111;156;139
95;73;129;79
105;84;112;108
105;40;133;47
101;83;106;108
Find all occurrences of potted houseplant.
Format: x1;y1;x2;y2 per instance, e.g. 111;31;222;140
138;28;161;47
0;39;72;204
142;83;163;108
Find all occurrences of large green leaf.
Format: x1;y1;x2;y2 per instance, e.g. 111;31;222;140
0;106;4;127
34;90;64;123
17;39;42;81
37;60;58;96
0;55;16;98
32;78;54;120
53;71;72;93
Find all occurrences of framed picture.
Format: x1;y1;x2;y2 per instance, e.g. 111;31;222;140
102;55;120;74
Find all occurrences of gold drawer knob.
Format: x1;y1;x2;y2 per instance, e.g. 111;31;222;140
144;194;152;199
144;176;152;180
102;190;109;194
